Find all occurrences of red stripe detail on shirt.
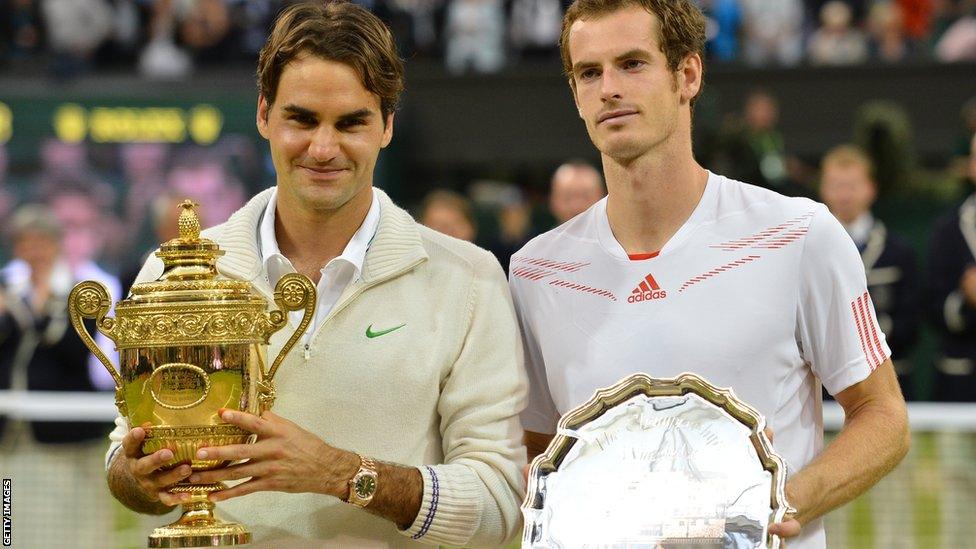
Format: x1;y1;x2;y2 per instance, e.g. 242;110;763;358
856;295;882;369
851;299;873;369
863;292;887;370
628;251;660;260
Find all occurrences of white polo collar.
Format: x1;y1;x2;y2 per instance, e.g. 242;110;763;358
257;187;380;285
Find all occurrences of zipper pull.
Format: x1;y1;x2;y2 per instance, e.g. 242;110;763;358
303;343;311;361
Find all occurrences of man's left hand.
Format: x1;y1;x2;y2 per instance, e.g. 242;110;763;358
188;409;359;502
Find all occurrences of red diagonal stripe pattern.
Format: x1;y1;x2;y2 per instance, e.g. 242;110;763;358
679;255;761;292
511;265;556;281
511;257;590;272
851;292;886;371
549;279;617;301
709;211;816;251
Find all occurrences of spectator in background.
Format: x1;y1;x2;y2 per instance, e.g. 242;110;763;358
120;191;183;296
418;189;477;241
118;142;170;252
808;0;869;65
1;0;44;66
928;131;976;549
819;145;919;399
699;0;741;62
389;0;444;57
934;0;976;61
165;153;246;228
139;0;192;78
739;0;804;66
0;204;115;544
928;132;976;402
444;0;506;74
40;0;114;78
549;160;605;225
721;89;810;198
509;0;562;58
867;1;912;63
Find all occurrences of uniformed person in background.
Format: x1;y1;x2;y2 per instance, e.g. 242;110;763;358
929;133;976;402
820;144;920;398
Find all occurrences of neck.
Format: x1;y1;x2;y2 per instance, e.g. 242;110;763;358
274;188;373;282
603;143;707;255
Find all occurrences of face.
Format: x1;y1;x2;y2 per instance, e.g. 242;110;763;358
421;203;476;242
820;163;877;224
568;6;700;163
14;230;61;274
257;54;393;219
550;166;605;223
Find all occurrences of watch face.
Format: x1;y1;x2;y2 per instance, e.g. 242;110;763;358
355;474;377;498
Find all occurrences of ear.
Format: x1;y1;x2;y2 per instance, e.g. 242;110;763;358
678;53;703;104
381;112;395;148
256;95;271;139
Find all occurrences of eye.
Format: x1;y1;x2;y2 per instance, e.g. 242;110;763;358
288;114;316;126
578;68;600;80
338;118;367;130
622;59;646;70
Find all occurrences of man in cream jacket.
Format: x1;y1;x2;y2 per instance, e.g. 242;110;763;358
103;3;527;547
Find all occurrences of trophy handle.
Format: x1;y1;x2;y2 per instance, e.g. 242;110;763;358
259;273;316;408
68;281;127;416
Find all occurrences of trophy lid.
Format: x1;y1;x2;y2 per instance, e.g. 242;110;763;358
124;200;257;303
114;200;274;348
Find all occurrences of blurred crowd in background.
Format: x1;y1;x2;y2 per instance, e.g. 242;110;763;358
0;1;975;422
1;0;975;79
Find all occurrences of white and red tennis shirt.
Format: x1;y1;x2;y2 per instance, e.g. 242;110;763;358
509;172;889;549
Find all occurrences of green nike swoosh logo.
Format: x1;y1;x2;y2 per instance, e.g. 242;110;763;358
365;323;406;338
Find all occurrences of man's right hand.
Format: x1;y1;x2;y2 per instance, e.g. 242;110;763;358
118;426;193;507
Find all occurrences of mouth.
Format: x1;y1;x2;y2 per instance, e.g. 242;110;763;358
298;165;349;179
598;109;638;125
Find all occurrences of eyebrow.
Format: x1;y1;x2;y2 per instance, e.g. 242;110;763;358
572;48;655;74
281;104;376;121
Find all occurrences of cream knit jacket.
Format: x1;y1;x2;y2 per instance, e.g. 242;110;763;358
107;188;528;547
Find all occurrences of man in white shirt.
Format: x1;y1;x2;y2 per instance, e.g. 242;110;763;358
104;3;526;546
509;2;908;548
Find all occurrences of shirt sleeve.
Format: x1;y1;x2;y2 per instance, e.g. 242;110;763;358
399;251;527;547
508;272;561;435
796;205;891;396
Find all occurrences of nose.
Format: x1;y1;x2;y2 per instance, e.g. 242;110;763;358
600;68;622;103
308;126;340;163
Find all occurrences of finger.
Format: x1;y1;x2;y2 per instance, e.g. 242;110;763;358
219;409;277;437
158;490;191;507
154;464;193;488
189;462;263;485
133;448;174;476
764;427;775;444
209;478;271;502
769;519;802;539
122;427;146;458
195;443;263;463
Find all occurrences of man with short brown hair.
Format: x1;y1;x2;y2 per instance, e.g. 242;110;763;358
511;2;909;548
105;3;526;546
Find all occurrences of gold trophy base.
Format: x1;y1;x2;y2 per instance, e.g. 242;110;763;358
148;483;251;548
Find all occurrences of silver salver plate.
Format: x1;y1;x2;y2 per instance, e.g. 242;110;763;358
522;373;794;548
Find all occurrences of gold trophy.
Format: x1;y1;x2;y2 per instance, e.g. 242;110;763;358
68;200;316;547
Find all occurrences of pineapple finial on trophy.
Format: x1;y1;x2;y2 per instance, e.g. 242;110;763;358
178;199;202;241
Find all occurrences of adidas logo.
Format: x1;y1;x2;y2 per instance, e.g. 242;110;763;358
627;274;667;303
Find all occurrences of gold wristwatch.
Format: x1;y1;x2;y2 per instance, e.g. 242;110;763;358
347;454;378;508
